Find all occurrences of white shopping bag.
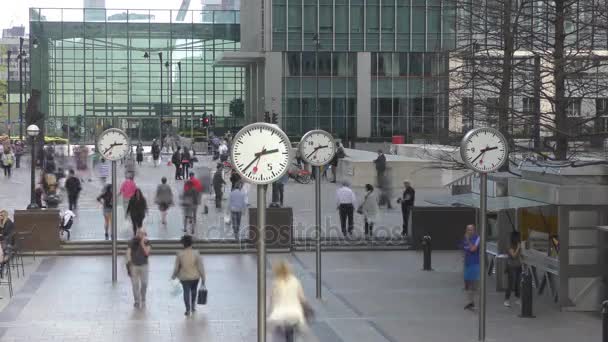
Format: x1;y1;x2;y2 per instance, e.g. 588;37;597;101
170;279;182;297
224;212;231;225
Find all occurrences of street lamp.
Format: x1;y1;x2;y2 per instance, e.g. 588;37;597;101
26;124;40;210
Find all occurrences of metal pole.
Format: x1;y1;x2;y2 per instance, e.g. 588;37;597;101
315;166;322;298
7;50;11;138
191;112;194;141
159;53;163;150
257;184;267;342
19;38;23;141
314;34;319;129
478;172;488;341
111;161;118;284
27;136;38;209
178;62;182;131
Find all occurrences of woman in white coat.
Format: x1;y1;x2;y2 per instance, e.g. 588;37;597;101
361;183;379;238
268;261;309;342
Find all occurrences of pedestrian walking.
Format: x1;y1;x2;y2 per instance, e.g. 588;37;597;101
13;141;23;169
119;175;137;208
396;180;415;237
96;184;113;240
212;163;226;209
277;173;288;207
65;169;82;211
151;139;161;167
218;140;229;162
97;158;110;185
229;182;248;240
172;147;183;180
329;142;346;183
230;169;241;191
181;147;192;178
336;181;356;237
181;180;200;234
154;177;174;226
126;189;148;236
126;228;151;309
136;143;144;166
186;172;203;228
171;235;206;316
462;224;480;311
504;231;522;307
359;184;379;238
374;150;393;209
1;147;14;178
268;260;311;342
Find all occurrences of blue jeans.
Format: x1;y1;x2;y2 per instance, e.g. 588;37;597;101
180;279;199;312
231;211;242;239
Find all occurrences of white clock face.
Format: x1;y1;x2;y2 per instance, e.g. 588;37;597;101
97;129;130;161
299;130;336;166
231;123;292;184
460;128;508;173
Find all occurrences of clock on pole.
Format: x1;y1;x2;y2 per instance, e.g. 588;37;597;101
298;129;335;167
460;127;508;341
230;122;292;342
96;128;130;162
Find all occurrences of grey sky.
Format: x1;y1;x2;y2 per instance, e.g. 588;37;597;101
0;0;219;32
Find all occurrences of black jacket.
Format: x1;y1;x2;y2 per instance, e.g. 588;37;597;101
171;151;182;165
65;176;82;196
401;187;415;207
213;171;225;189
374;154;386;172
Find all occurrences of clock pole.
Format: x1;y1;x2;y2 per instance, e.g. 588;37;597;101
479;172;487;342
257;184;267;342
315;165;322;299
111;160;118;284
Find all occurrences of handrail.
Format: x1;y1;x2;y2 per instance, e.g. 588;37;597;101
444;171;476;189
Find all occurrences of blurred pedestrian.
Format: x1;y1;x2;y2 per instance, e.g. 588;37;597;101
154;177;174;226
359;184;379;238
329;142;346;183
396;180;415;237
136;143;144;166
462;224;480;311
212;163;225;209
119;175;137;208
229;182;248;240
65;169;82;211
277;173;288;207
13;141;23;169
0;210;15;248
336;180;356;237
218;140;229;162
97;158;110;185
96;184;113;240
230;169;241;191
1;147;14;178
126;188;148;236
151;139;161;167
171;235;206;316
181;179;200;234
181;147;192;178
172;146;183;180
268;261;310;342
504;231;522;307
126;228;151;309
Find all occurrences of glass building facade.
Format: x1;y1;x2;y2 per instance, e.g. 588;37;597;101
271;0;455;140
30;8;243;143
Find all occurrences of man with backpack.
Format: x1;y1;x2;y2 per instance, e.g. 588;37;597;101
65;169;82;211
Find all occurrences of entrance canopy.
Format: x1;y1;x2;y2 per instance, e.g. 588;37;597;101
426;193;549;212
215;51;265;67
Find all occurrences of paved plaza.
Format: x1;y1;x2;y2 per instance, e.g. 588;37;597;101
0;251;600;342
0;154;448;241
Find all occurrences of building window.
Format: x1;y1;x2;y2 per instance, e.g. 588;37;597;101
566;98;582;117
596;98;608;132
462;97;474;132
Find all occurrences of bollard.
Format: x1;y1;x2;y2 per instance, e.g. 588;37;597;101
421;235;432;271
519;268;535;318
602;300;608;342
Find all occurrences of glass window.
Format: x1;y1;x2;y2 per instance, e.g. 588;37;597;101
566;98;582;117
427;5;441;34
319;5;333;32
318;52;332;76
301;52;315;76
399;53;408;76
273;4;286;32
351;4;364;49
333;53;351;77
288;4;302;31
381;4;395;32
286;52;300;76
287;98;301;116
410;53;423;76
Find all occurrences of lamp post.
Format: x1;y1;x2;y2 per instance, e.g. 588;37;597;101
177;61;182;131
158;52;164;150
7;50;11;138
26;124;40;209
18;37;24;141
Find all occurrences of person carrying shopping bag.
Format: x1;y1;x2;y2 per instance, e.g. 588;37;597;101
126;228;151;309
171;235;206;316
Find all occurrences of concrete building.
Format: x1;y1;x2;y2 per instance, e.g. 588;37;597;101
0;26;29;135
218;0;456;143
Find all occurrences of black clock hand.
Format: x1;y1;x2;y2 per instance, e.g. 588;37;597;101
257;148;279;156
305;145;328;159
242;155;261;172
470;151;485;164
